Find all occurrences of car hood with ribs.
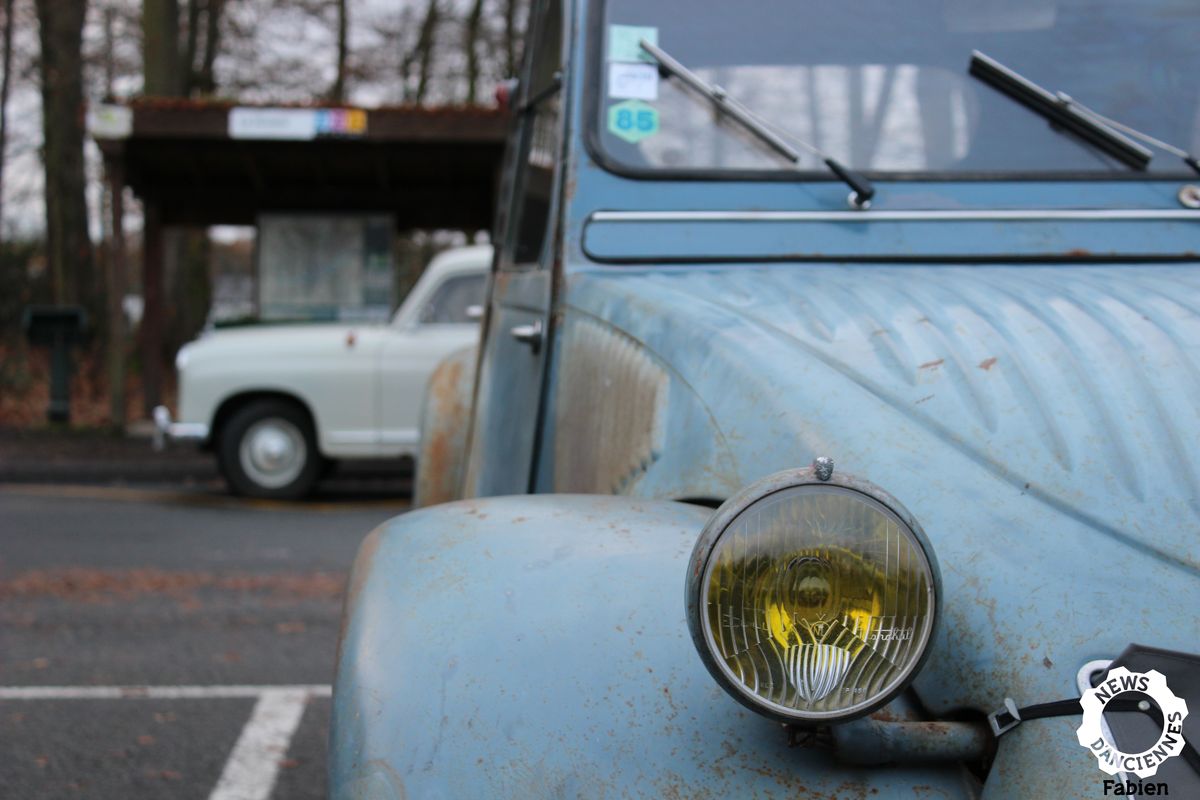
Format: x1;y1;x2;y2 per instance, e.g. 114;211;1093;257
553;261;1200;752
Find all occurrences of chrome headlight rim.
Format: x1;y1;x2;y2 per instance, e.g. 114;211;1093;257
685;463;942;725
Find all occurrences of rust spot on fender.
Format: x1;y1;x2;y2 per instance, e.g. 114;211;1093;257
421;359;465;505
978;356;998;371
345;527;382;613
918;358;944;370
415;349;475;507
336;526;383;671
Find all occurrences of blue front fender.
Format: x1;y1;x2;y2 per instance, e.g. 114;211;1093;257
329;495;971;799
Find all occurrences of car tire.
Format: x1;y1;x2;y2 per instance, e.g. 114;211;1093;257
216;399;323;500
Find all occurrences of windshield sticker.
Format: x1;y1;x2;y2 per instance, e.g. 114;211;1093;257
607;24;657;63
607;100;659;143
608;62;658;101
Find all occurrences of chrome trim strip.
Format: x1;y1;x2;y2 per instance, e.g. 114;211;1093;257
379;429;420;446
590;209;1200;223
325;431;379;445
169;422;210;440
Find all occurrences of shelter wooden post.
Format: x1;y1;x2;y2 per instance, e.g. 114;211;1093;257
105;155;128;427
141;200;164;414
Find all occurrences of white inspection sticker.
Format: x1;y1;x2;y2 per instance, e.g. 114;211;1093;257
608;62;659;100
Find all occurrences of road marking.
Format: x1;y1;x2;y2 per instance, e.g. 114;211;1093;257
0;483;409;512
0;685;333;800
0;684;331;700
208;689;310;800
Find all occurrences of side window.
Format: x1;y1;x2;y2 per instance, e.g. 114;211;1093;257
507;0;563;269
419;274;488;324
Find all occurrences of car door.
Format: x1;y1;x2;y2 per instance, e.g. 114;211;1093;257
462;0;564;497
302;323;386;456
377;271;487;455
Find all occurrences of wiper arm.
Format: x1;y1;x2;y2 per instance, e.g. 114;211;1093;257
969;50;1152;170
640;39;874;209
1055;93;1200;177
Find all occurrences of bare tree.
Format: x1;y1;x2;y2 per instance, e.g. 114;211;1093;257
196;0;222;94
328;0;348;101
0;0;15;227
412;0;439;104
182;0;200;94
142;0;182;95
34;0;94;308
462;0;484;104
179;0;224;95
503;0;520;78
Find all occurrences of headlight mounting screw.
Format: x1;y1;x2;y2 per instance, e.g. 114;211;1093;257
813;456;834;482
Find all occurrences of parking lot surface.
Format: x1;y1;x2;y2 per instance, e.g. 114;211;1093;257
0;482;408;800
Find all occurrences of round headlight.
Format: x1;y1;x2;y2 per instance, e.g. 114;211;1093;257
686;460;940;724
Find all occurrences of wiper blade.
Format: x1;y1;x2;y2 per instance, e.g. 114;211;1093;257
640;38;874;208
1055;93;1200;177
969;50;1152;170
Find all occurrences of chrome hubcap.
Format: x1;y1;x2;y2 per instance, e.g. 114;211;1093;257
239;418;306;489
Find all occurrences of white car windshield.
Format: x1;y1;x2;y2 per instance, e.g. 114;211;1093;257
418;273;487;324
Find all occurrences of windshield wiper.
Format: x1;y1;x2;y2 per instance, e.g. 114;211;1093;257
1054;93;1200;177
969;50;1152;170
640;39;875;209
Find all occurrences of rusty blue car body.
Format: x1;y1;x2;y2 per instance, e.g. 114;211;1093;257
332;0;1200;796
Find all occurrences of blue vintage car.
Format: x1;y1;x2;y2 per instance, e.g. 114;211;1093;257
331;0;1200;796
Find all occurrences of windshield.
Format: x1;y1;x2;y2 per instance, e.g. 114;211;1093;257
419;273;487;324
594;0;1200;176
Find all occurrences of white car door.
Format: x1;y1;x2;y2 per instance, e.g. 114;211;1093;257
378;271;486;455
311;324;388;455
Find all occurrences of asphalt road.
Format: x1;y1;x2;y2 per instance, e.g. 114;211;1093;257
0;483;409;800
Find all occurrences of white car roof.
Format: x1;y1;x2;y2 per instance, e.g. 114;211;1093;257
424;244;493;278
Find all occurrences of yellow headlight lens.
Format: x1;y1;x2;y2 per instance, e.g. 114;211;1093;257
695;480;937;722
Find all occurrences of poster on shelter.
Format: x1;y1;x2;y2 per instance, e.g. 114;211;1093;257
257;214;395;322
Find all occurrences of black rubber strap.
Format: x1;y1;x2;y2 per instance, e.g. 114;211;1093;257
1011;698;1200;775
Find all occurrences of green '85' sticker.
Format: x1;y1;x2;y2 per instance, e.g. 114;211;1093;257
608;100;659;143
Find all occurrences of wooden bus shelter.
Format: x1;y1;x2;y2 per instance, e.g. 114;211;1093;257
93;99;509;413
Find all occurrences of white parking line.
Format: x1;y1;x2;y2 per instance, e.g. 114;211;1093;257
208;689;310;800
0;685;332;800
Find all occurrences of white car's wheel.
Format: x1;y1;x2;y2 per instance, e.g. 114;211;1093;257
217;399;324;499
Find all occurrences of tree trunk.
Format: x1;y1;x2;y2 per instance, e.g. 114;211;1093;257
34;0;94;309
0;0;15;228
328;0;348;102
503;0;519;78
181;0;200;95
101;5;115;98
197;0;222;95
463;0;484;104
413;0;439;105
142;0;181;96
105;159;127;428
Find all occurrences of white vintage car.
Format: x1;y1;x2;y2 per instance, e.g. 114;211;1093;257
154;244;490;498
